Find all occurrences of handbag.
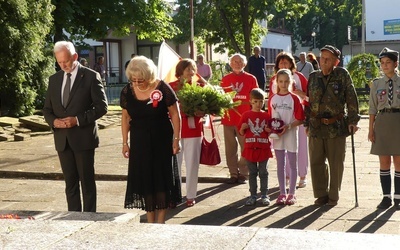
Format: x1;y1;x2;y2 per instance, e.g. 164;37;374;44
200;116;221;166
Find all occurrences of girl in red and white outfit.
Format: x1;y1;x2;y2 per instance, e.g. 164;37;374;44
169;59;207;207
268;69;305;205
269;52;309;188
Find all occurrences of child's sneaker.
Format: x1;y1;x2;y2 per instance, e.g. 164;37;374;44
298;178;307;188
276;194;286;205
245;196;257;206
261;195;270;206
285;194;297;205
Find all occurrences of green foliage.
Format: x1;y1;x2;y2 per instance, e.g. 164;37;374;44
208;60;231;85
347;53;380;88
274;0;361;54
195;37;205;55
177;83;239;117
173;0;312;57
0;0;54;117
51;0;180;43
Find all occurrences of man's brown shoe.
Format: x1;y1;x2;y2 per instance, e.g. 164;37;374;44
314;196;329;206
237;175;247;184
327;199;338;206
226;177;238;184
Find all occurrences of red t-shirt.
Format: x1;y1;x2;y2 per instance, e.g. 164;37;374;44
238;110;273;162
220;71;258;126
169;80;204;138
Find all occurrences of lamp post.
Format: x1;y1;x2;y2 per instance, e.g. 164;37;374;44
311;31;316;49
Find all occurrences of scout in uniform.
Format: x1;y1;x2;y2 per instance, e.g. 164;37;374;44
369;47;400;210
305;45;360;206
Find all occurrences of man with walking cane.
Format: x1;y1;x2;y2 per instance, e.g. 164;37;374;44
304;45;360;206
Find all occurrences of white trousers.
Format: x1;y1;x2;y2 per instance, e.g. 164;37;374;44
176;137;202;199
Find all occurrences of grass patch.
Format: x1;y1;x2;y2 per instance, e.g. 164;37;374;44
108;105;122;111
359;102;369;115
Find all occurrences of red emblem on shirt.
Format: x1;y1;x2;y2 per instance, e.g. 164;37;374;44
150;90;163;108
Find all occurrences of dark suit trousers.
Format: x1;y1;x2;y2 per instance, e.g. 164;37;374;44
58;141;96;212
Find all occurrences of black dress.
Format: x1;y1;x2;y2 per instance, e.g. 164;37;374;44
120;81;181;212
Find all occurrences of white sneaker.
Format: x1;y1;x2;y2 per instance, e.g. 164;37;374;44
245;196;257;206
261;195;270;206
298;179;307;188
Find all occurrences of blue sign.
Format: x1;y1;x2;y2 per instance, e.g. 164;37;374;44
384;19;400;35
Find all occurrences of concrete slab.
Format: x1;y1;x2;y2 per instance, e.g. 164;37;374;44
14;133;31;141
18;115;50;131
1;221;399;250
0;117;19;127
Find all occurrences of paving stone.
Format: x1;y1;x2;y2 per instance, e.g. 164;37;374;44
14;126;31;134
1;115;400;248
0;117;20;127
14;133;31;141
18;115;50;131
0;134;13;142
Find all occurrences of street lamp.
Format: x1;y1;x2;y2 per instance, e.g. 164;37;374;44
311;31;316;49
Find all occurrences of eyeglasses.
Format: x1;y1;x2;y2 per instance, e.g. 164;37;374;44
129;79;146;84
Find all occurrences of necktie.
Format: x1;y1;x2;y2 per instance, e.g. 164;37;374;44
63;73;71;107
388;79;393;106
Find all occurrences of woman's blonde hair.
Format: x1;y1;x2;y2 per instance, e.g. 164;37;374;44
125;56;158;85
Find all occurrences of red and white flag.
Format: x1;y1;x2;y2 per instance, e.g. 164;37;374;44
157;41;202;84
157;42;181;83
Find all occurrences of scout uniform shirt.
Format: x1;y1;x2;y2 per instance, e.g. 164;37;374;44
369;73;400;114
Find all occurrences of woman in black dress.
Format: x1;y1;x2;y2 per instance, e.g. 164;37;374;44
120;56;181;223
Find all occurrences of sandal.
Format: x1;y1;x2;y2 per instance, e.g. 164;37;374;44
285;194;297;205
276;194;286;205
186;199;196;207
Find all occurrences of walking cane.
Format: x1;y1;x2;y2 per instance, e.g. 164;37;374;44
351;126;359;207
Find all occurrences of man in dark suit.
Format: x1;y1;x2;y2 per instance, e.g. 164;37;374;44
43;41;108;212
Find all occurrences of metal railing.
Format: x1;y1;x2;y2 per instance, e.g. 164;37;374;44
104;84;126;105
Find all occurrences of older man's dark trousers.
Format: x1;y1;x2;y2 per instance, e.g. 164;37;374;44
58;143;96;212
309;136;346;201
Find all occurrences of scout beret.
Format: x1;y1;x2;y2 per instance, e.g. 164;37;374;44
321;45;341;59
379;47;399;62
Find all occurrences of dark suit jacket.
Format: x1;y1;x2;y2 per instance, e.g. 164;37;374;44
43;65;108;152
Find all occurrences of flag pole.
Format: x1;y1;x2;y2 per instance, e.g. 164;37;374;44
190;0;194;59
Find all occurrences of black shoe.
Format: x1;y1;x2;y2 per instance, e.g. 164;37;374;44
394;199;400;210
377;197;392;209
314;196;329;206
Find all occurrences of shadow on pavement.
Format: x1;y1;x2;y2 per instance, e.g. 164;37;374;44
347;207;397;233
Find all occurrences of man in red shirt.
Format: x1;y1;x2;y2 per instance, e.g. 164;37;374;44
220;53;259;184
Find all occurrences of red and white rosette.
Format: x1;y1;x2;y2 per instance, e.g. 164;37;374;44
150;90;163;108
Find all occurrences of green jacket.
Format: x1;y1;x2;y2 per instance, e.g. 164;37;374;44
304;67;360;138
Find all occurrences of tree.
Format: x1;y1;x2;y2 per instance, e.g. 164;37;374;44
0;0;54;117
50;0;180;43
347;53;380;88
173;0;311;57
273;0;362;55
